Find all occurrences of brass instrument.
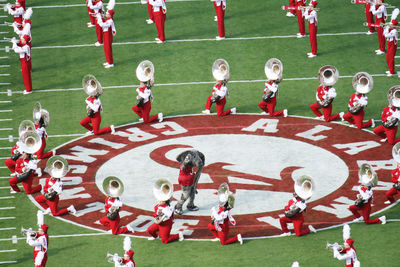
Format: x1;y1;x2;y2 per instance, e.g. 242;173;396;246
384;86;400;128
326;242;343;251
212;59;230;82
19;130;42;154
21;227;36;237
348;72;373;114
82;74;103;97
299;6;320;11
103;176;124;220
46;156;68;178
217;183;235;209
106;253;122;264
18;120;35;137
264;58;283;83
136;60;154;83
317;66;339;108
32;102;50;127
351;0;394;8
392;142;400;163
153;178;174;224
294;175;314;200
358;163;378;187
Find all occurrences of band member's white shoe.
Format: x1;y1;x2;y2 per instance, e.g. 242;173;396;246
308;225;317;233
375;49;381;53
307;52;312;56
231;107;236;114
179;231;184;241
387;73;395;77
127;224;134;233
379;216;386;224
146;19;154;24
85;130;94;136
202;109;210;114
296;34;305;38
283;109;288;117
67;205;76;215
237;234;243;245
316;116;324;120
43;208;51;215
155;37;160;41
10;188;19;194
216;36;226;41
260;111;269;115
366;31;373;35
10;172;15;177
279;232;291;237
23;90;32;95
380;138;387;143
139;118;144;122
103;62;108;66
158;113;163;122
148;236;156;241
376;50;385;55
156;40;165;44
110;125;115;134
105;64;114;69
87;22;95;28
386;71;391;74
384;200;391;205
36;168;42;177
371;119;375;128
211;237;219;242
214;16;218;21
94;42;102;47
286;12;295;17
308;54;317;58
352;217;363;222
339;112;345;121
52;149;56;156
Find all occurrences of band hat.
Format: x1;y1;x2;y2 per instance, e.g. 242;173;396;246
107;10;115;17
392;20;398;26
124;250;134;258
23;35;31;42
40;224;49;233
310;0;318;8
345;238;354;247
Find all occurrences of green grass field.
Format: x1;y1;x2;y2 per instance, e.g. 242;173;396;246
1;0;400;266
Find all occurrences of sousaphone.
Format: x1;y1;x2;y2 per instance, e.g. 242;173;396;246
387;86;400;108
392;142;400;163
264;58;283;83
82;74;103;96
294;175;314;200
102;176;124;198
33;102;50;127
46;156;68;178
19;130;42;154
212;59;230;81
217;182;235;208
352;72;373;94
358;163;378;187
18;120;35;137
318;65;339;86
136;60;154;82
153;178;173;201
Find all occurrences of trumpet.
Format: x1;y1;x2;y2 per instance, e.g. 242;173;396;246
21;227;36;237
326;242;343;251
4;21;18;27
351;0;395;7
299;6;320;11
3;37;17;43
106;252;122;264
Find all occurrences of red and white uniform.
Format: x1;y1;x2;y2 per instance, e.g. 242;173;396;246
97;14;116;65
4;142;21;173
86;0;96;26
147;203;179;243
100;197;130;235
212;0;226;38
9;157;41;194
288;0;296;15
88;0;104;44
208;206;239;245
80;96;112;135
204;83;232;116
115;259;135;267
132;86;161;123
13;21;31;45
365;1;376;33
296;0;306;36
13;40;32;93
35;178;69;216
144;0;154;22
349;186;382;224
279;197;311;236
371;3;387;52
304;7;317;55
385;167;400;203
373;106;400;144
258;81;284;116
384;26;398;74
149;0;166;42
334;243;358;267
7;5;24;27
310;85;340;122
34;124;53;159
343;93;373;129
27;233;49;267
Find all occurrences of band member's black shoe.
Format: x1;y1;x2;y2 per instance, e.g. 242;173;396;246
174;208;183;215
187;205;199;211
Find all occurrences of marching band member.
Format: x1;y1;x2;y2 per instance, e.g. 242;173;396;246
109;237;135;267
208;183;242;245
286;0;296;17
80;75;115;135
332;239;359;267
349;165;386;225
87;0;104;46
373;93;400;145
384;162;400;204
27;224;49;267
4;141;21;174
202;80;236;116
9;152;42;194
147;179;184;243
142;0;154;24
295;0;306;38
6;0;24;29
100;178;134;235
383;9;398;76
96;0;116;69
279;176;316;237
365;0;376;34
12;35;32;94
33;107;54;160
212;0;226;40
35;156;76;217
13;7;32;47
304;1;318;58
371;0;387;55
174;150;205;215
149;0;166;43
86;0;96;27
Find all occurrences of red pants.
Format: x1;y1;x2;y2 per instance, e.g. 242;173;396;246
103;30;113;64
95;20;103;44
87;7;95;25
289;0;296;15
147;221;179;244
132;101;159;123
5;158;16;173
376;18;385;52
205;96;231;116
35;194;68;216
296;8;305;35
9;174;41;194
34;137;53;160
310;103;340;122
386;41;397;74
349;203;381;224
20;58;32;92
80;112;111;135
365;4;375;33
386;187;400;203
33;251;47;267
214;3;225;37
373;125;400;145
154;11;166;42
308;23;317;55
258;98;284;116
100;215;129;235
343;109;372;129
279;213;310;236
147;3;154;21
208;222;238;245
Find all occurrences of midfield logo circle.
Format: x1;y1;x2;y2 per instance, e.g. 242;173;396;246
36;115;394;239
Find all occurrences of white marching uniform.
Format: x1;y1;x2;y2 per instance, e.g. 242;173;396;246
13;22;31;39
333;247;359;267
265;82;278;98
213;84;228;99
86;97;102;113
27;235;48;265
136;87;153;103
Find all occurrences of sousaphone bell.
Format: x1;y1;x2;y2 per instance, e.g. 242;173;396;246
392;142;400;163
46;156;68;178
294;175;314;200
352;72;373;94
387;86;400;108
102;176;124;198
212;59;230;81
358;163;378;187
264;58;283;83
19;130;42;154
318;65;339;87
82;74;103;96
18;120;35;137
217;182;235;208
153;178;173;201
32;102;50;127
136;60;154;82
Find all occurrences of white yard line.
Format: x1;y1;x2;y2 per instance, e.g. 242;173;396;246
0;118;12;121
0;74;10;76
0;196;14;199
0;207;16;210
0;227;15;231
0;147;12;149
0;101;11;103
0;110;12;112
0;128;12;131
32;31;367;49
0;56;9;59
0;250;16;253
0;261;17;264
0;217;15;220
0;65;10;67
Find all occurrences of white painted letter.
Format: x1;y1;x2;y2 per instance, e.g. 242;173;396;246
151;122;188;135
60;146;109;163
296;125;332;141
89;138;127;149
115;127;157;142
332;141;380;155
242;119;279;133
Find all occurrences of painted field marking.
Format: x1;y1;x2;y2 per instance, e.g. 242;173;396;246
0;196;14;199
0;147;12;149
0;166;8;169
0;65;9;68
0;217;15;220
0;207;16;210
0;101;11;103
0;227;15;231
0;157;9;159
0;128;12;131
0;249;16;253
0;110;12;112
0;56;9;59
0;118;12;121
0;186;11;189
0;74;10;76
0;261;17;264
0;176;11;179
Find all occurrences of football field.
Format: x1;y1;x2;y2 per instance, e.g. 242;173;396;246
1;0;400;266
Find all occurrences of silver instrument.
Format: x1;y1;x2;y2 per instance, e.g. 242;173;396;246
294;175;314;200
358;163;378;187
82;74;103;97
264;58;283;83
32;102;50;127
317;65;339;107
326;242;343;251
19;130;42;154
217;182;235;209
106;253;122;264
153;179;174;224
46;156;68;178
393;142;400;163
18;120;35;137
212;59;230;82
103;176;124;198
387;86;400;108
21;227;36;237
352;72;373;94
136;60;154;83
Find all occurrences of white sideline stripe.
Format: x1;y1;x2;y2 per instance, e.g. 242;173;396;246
0;32;8;34
0;227;15;231
31;0;199;9
0;196;14;199
0;207;16;210
0;250;16;253
0;261;17;264
0;186;11;189
0;157;9;159
32;31;367;49
0;83;10;85
0;217;15;220
0;166;7;169
0;73;388;94
0;176;11;178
